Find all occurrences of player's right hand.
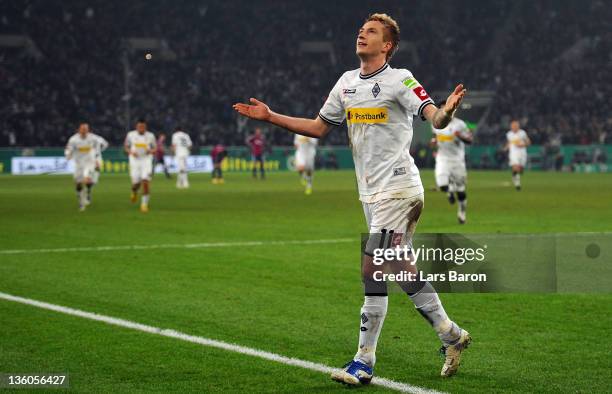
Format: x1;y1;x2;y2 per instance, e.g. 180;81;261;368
131;152;139;158
232;98;271;121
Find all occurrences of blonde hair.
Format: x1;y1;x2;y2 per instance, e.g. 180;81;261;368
366;13;400;61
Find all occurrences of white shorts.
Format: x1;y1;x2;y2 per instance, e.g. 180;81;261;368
74;162;96;183
509;150;527;167
129;157;153;184
362;192;424;251
176;155;188;172
295;150;315;171
435;160;467;191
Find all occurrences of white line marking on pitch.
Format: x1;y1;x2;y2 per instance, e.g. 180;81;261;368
0;292;445;394
3;232;607;255
0;238;355;255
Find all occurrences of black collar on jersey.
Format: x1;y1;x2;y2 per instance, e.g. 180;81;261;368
359;63;389;79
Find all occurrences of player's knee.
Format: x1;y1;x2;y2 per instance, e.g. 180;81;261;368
457;191;467;201
362;264;388;296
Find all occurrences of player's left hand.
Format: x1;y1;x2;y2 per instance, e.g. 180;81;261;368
444;84;467;115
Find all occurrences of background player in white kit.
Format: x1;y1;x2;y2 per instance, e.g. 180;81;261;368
124;119;156;212
430;101;472;223
65;122;102;211
171;127;193;189
505;120;531;190
294;134;317;194
234;13;471;385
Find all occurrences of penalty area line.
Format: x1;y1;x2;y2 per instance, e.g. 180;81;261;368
0;291;445;394
0;238;355;255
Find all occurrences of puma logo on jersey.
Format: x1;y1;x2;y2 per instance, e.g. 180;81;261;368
393;167;406;176
346;108;388;124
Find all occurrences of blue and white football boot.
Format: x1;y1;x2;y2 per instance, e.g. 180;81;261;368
331;360;373;386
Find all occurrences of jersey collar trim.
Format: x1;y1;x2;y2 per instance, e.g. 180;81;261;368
359;63;389;79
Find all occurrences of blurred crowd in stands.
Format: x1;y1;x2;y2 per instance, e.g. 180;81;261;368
1;0;610;156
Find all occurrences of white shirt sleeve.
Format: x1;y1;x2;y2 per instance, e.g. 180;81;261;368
65;136;75;158
97;136;109;152
395;71;434;120
149;133;157;150
455;119;470;138
318;75;346;126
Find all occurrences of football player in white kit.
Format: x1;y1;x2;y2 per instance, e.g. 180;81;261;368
65;122;102;211
505;120;531;190
431;101;472;223
171;127;193;189
234;13;471;384
294;134;317;194
124;119;156;212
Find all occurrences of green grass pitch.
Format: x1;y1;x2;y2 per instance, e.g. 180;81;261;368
0;170;610;393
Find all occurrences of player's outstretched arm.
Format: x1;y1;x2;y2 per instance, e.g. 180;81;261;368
423;84;467;129
233;98;331;138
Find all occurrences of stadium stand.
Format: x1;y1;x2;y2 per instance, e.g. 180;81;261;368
1;0;610;149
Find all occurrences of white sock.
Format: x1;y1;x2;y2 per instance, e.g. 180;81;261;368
459;199;467;213
141;194;149;205
512;173;521;187
354;296;388;367
410;282;461;345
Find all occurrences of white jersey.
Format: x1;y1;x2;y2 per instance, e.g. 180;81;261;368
125;130;156;159
319;63;433;202
294;135;318;156
172;131;193;157
65;133;100;165
506;129;529;156
432;117;470;163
